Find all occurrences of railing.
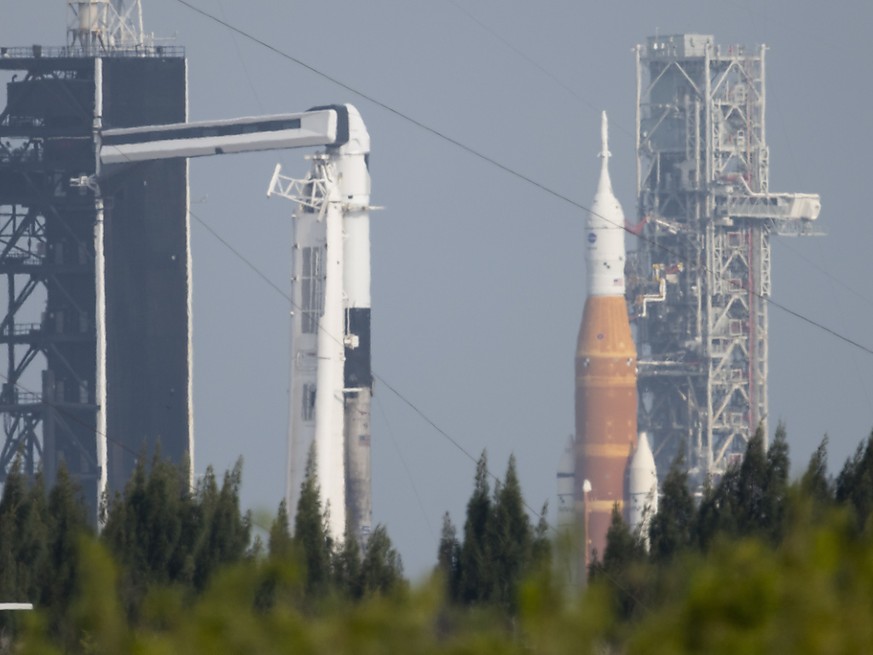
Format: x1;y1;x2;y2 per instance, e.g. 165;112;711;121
10;323;41;336
0;388;42;405
0;45;185;59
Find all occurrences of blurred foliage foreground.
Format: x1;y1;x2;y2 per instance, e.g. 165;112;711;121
3;428;873;653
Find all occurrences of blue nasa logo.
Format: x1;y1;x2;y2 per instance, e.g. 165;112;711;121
587;232;597;244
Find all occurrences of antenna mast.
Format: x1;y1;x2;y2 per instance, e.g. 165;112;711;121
68;0;148;53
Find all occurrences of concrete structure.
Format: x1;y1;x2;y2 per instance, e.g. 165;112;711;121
630;35;821;485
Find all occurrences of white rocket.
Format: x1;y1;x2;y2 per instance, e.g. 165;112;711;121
627;431;658;543
586;111;627;297
278;105;373;544
101;103;373;544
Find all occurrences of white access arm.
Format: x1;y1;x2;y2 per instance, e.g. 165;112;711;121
100;106;350;165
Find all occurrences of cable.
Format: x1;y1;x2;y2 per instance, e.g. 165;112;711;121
374;393;435;541
172;0;873;359
190;208;545;519
443;0;635;141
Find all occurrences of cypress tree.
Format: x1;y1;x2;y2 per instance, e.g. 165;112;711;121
531;501;551;571
490;454;532;611
458;451;494;603
42;463;90;641
800;436;832;502
359;524;403;596
333;526;362;599
649;457;695;561
836;430;873;531
194;459;250;590
268;499;293;560
763;422;790;541
436;512;460;601
293;445;332;598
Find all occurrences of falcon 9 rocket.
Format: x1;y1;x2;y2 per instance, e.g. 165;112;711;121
575;112;638;567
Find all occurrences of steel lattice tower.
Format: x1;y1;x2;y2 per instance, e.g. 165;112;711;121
629;35;821;484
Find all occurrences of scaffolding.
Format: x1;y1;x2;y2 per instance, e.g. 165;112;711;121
630;35;821;483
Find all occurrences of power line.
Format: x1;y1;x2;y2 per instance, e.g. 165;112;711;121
190;209;543;517
171;0;873;360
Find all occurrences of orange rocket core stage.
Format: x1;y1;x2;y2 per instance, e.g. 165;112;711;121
575;294;638;565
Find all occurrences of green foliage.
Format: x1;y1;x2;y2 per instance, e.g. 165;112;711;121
648;456;695;561
694;425;791;549
293;445;333;599
42;464;91;642
11;423;873;653
359;524;404;597
835;430;873;532
589;507;650;623
443;452;550;615
800;436;833;503
268;499;293;560
458;451;494;604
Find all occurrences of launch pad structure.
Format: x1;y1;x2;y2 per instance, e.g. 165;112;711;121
0;2;375;541
629;35;821;483
0;2;190;519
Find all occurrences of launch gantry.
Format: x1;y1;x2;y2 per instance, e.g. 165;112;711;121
629;35;821;484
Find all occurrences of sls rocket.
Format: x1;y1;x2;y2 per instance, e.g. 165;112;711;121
575;112;638;566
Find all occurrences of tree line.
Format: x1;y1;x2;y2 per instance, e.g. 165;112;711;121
3;426;873;652
589;425;873;652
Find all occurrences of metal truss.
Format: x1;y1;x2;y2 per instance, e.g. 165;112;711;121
0;62;100;492
630;35;820;485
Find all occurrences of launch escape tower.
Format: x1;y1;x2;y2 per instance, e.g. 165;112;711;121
0;1;191;518
629;35;821;483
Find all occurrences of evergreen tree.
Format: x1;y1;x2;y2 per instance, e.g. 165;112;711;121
0;458;49;638
436;511;460;601
490;455;532;611
800;436;832;502
268;499;293;560
0;457;28;602
530;502;551;572
193;459;250;590
835;430;873;531
293;445;332;598
734;426;769;536
591;507;648;620
359;525;403;596
458;451;494;604
41;463;91;643
333;527;362;599
102;450;193;616
649;457;695;561
762;422;790;541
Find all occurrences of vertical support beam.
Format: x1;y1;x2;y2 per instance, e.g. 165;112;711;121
93;56;108;515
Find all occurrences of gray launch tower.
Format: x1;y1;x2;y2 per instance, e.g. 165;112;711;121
630;35;821;482
0;2;191;518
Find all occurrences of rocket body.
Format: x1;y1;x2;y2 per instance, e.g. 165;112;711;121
285;105;373;546
575;113;638;566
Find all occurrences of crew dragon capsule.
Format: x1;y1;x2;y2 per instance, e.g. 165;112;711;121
575;112;638;566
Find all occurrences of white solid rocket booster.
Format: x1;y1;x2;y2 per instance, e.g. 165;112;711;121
627;431;658;541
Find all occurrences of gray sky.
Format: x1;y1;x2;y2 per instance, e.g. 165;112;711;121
2;0;872;577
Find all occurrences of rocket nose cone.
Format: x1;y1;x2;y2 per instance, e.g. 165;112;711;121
630;432;656;471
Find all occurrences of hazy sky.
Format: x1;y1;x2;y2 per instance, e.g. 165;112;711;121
2;0;871;577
